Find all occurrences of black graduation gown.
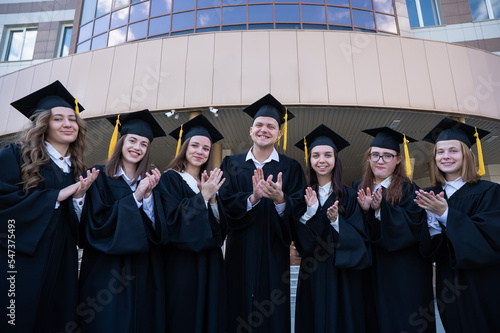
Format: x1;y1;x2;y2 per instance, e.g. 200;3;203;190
219;153;306;333
0;143;80;333
352;180;435;333
292;186;371;333
156;170;227;333
77;165;166;333
420;180;500;333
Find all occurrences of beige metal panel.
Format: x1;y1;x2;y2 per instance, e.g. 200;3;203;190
269;31;300;103
401;38;435;110
424;41;459;112
32;61;53;91
324;32;357;105
67;51;93;111
485;52;500;119
241;31;270;104
376;35;410;108
158;36;188;110
351;33;384;106
213;32;242;106
49;56;72;85
296;31;328;104
131;39;163;111
184;34;215;108
0;77;7;134
83;47;115;117
12;67;35;102
446;44;478;114
105;43;138;114
467;48;499;118
3;72;26;135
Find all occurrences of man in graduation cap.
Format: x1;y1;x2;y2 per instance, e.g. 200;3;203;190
219;94;306;333
1;80;98;333
416;117;500;333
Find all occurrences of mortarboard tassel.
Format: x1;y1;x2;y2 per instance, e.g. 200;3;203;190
283;108;288;151
403;134;412;180
74;99;80;116
175;124;183;157
304;137;308;168
475;127;485;176
108;115;121;159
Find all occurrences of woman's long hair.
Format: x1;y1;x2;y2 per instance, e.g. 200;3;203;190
306;148;346;215
18;109;87;192
358;148;408;206
431;141;480;186
165;137;214;178
104;134;152;185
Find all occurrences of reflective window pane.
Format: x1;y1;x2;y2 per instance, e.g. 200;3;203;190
302;23;327;29
248;4;273;22
77;40;91;53
469;0;489;21
249;23;274;29
130;2;150;22
198;0;221;7
149;15;171;35
222;6;246;24
302;0;325;3
172;11;195;30
128;20;148;40
91;33;108;50
109;26;127;46
327;0;349;6
197;8;221;27
113;0;130;8
79;22;93;43
248;0;272;3
275;5;300;22
276;23;301;29
493;0;500;18
301;5;327;23
197;26;221;32
173;0;195;11
94;14;110;35
405;0;420;27
59;27;72;57
376;13;397;33
222;24;246;30
352;9;375;29
275;0;298;2
111;7;129;28
351;0;373;10
420;0;439;25
327;6;351;25
96;0;112;17
151;0;172;16
374;0;394;14
223;0;246;4
82;0;97;24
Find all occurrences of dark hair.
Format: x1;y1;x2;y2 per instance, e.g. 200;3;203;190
164;136;214;178
104;134;151;184
431;141;480;186
306;147;345;215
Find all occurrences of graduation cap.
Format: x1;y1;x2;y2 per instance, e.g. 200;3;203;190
169;114;224;157
295;124;349;168
422;117;490;175
243;93;295;151
106;109;166;158
362;126;417;179
10;80;84;119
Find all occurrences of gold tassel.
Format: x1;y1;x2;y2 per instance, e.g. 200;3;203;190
475;127;485;176
403;134;412;180
175;124;183;157
283;108;288;151
304;137;308;168
108;115;121;159
74;99;80;116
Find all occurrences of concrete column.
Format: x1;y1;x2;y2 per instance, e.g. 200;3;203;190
213;143;222;169
189;111;202;120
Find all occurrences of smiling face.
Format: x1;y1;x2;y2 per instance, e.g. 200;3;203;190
435;140;464;181
121;134;150;167
250;116;281;149
44;107;79;149
310;145;336;178
185;135;211;169
369;146;401;183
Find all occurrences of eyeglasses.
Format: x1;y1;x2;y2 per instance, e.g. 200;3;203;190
369;153;396;163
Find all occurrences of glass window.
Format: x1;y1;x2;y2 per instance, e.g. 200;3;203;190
248;4;273;22
376;13;397;33
275;5;300;22
197;26;221;32
352;9;375;29
130;2;150;22
302;0;325;3
96;0;112;17
109;26;127;46
373;0;394;14
113;0;130;8
420;0;439;25
223;0;246;4
327;0;349;6
149;15;171;35
91;33;108;50
128;20;148;40
329;25;352;30
276;23;301;29
198;0;221;7
248;0;272;3
77;40;91;53
173;0;195;11
493;0;500;17
469;0;489;21
222;6;247;24
249;23;274;29
172;11;195;30
197;8;221;27
301;5;327;23
151;0;172;16
78;22;93;43
405;0;420;27
302;23;327;29
59;26;72;57
82;0;97;24
4;28;37;61
327;6;351;25
222;24;247;30
111;7;129;28
351;0;373;9
94;14;110;35
275;0;298;2
171;29;194;35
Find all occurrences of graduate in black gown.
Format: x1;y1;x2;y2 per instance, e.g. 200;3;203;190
219;94;306;333
157;114;227;333
0;81;98;332
353;127;435;333
78;109;166;332
292;125;371;333
416;117;500;333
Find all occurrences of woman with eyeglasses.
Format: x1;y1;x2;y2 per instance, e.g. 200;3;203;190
353;127;435;333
